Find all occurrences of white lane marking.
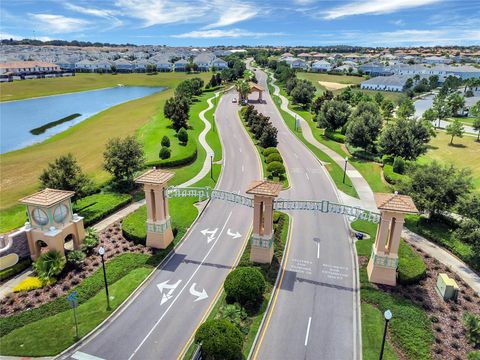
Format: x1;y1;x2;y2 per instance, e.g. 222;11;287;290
317;242;320;259
200;228;218;243
128;211;233;360
72;351;106;360
304;317;312;346
305;172;310;181
157;279;182;305
227;228;242;239
189;283;208;302
239;148;242;153
242;165;244;173
294;153;298;158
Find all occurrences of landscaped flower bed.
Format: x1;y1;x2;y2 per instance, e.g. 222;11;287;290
0;221;152;317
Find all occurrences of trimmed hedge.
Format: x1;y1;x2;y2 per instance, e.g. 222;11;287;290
146;146;197;168
0;259;31;282
262;147;279;157
397;240;427;285
0;253;152;337
383;164;406;185
195;319;244;360
265;153;283;164
224;267;266;307
122;205;178;245
73;193;132;227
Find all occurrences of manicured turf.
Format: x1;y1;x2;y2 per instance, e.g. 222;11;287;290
73;192;132;227
352;220;434;360
0;73;212;232
0;72;188;102
417;131;480;191
404;214;476;271
361;303;399;360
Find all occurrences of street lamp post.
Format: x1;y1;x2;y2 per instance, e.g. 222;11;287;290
379;310;392;360
98;246;111;311
210;155;213;180
342;157;348;184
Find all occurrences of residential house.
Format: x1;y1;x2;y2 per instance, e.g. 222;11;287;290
193;53;216;71
360;75;410;92
211;58;228;70
113;58;135;72
311;60;332;72
358;63;393;76
174;59;189;72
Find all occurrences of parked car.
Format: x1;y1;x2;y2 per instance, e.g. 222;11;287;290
232;97;237;103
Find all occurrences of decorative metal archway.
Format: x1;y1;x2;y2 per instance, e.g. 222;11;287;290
165;186;380;223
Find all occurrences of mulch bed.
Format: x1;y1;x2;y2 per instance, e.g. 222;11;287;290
0;222;151;317
364;244;480;360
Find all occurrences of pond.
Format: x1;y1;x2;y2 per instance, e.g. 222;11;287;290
0;86;164;153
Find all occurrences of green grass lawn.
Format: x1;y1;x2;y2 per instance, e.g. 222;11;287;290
0;72;197;102
73;193;133;227
0;74;213;233
417;131;480;191
352;220;433;360
445;116;479;126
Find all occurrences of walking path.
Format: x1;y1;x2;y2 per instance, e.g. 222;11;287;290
268;71;480;295
0;90;221;299
269;75;377;211
403;228;480;295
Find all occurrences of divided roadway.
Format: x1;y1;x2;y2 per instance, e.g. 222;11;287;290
250;66;360;360
61;90;260;360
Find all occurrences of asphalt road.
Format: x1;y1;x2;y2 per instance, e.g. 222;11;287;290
250;67;360;360
61;90;260;360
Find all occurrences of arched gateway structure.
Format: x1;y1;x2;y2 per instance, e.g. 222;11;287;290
136;168;418;286
19;188;85;260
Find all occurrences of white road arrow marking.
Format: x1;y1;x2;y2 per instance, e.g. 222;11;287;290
201;228;218;243
189;283;208;302
157;279;182;305
227;228;242;239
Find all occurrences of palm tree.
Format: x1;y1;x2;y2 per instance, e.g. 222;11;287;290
235;80;251;102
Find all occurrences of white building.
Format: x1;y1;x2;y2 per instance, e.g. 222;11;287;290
311;60;332;72
360;75;410;92
0;61;60;75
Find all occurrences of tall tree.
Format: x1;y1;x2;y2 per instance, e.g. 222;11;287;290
473;118;480;141
39;153;93;199
311;90;333;115
398;161;472;219
345;102;383;151
379;118;433;160
164;96;190;131
446;92;465;116
445;119;464;145
235;80;251;102
380;99;395;123
290;79;316;108
316;100;351;132
103;136;145;186
397;98;415;119
259;125;278;148
432;94;450;128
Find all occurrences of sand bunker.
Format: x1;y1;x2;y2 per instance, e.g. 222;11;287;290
318;81;354;91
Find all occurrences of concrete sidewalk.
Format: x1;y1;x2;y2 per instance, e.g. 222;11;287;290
270;75;377;211
403;228;480;295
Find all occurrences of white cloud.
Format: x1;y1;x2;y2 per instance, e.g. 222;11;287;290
205;2;258;28
323;0;442;20
172;28;283;38
115;0;207;27
0;32;53;41
391;19;405;26
64;3;123;28
30;13;89;33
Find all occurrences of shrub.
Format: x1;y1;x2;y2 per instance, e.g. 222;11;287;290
67;250;86;267
263;147;279;157
0;259;32;282
383;164;406;185
33;250;66;282
13;276;44;292
73;193;132;227
159;146;171;159
463;312;480;347
468;351;480;360
393;156;406;174
224;267;266;307
81;228;99;252
265;153;283;164
195;319;243;360
178;128;188;144
266;161;286;178
161;135;170;148
221;303;248;333
382;154;394;165
398;241;427;285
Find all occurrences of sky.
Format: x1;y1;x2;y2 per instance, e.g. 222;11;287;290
1;0;480;47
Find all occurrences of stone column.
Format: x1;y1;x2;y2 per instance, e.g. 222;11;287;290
367;211;406;286
250;194;275;264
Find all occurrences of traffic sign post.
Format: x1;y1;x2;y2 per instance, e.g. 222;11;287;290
67;291;79;340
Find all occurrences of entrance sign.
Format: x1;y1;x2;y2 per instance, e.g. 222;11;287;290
165;186;380;223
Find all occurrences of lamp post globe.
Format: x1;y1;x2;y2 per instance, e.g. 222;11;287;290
98;246;105;256
99;246;110;310
342;157;349;184
379;309;392;360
